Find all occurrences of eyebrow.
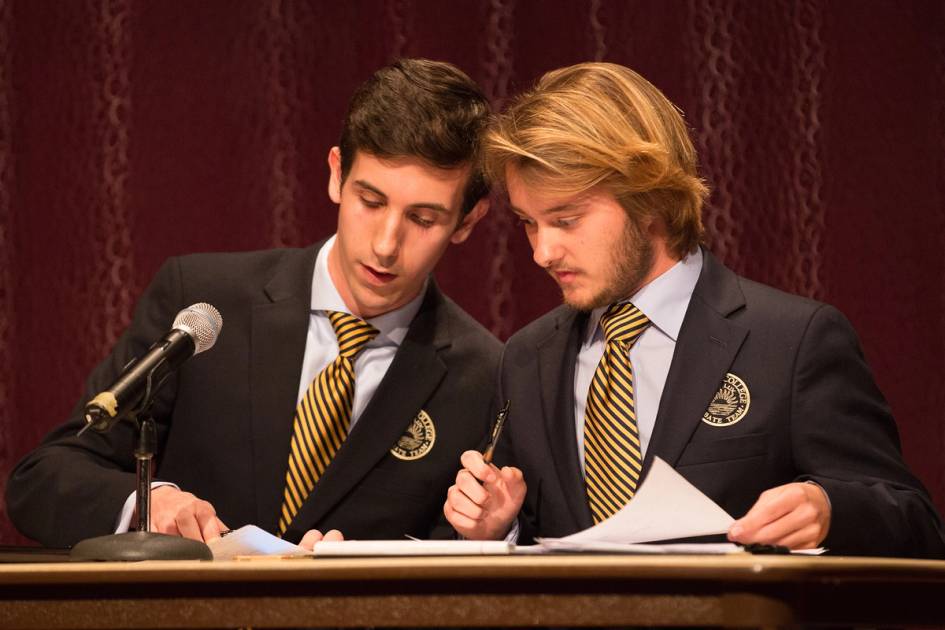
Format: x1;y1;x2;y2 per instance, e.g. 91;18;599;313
353;180;451;214
510;202;580;217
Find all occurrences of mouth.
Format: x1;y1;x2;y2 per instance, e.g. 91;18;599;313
550;269;578;285
360;263;398;285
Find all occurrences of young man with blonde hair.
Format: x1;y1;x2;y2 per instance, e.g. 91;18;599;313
444;62;945;557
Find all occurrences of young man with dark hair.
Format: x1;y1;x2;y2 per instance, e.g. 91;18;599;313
444;62;945;558
7;58;501;548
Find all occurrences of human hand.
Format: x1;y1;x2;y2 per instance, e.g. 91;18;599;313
443;450;526;540
147;486;228;542
727;482;831;550
299;528;344;551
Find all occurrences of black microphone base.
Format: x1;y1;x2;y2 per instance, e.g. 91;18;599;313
70;531;213;561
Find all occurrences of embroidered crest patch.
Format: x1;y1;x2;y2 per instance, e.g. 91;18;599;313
390;409;436;461
702;373;750;427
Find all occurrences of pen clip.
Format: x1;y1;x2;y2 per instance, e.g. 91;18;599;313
482;400;511;464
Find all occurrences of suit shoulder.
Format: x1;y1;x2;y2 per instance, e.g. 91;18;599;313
437;295;502;358
697;251;848;333
737;275;826;318
172;247;309;278
729;275;859;344
154;246;314;299
506;304;576;350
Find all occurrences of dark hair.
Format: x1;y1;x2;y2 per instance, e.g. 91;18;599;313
339;58;490;215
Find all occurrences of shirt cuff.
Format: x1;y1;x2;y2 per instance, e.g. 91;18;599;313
503;518;521;544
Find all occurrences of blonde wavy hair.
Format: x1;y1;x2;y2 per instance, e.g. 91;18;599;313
484;62;709;258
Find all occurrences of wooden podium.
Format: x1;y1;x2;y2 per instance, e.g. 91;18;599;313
2;553;945;628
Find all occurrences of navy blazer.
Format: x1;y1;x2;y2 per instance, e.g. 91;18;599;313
7;242;501;546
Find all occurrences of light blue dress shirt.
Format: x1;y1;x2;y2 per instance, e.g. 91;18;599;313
298;235;425;428
573;248;703;473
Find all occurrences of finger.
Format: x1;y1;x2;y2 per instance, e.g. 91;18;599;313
730;484;825;544
729;487;802;540
446;485;486;521
455;471;491;506
175;511;205;541
495;466;526;498
443;501;482;534
776;522;823;550
322;529;344;542
738;506;812;545
200;515;227;542
192;501;222;540
460;450;497;483
300;529;325;550
151;514;179;536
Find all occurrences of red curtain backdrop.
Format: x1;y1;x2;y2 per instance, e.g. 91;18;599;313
1;0;943;544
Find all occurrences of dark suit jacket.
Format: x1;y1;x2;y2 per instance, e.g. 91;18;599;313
496;249;945;558
6;243;501;547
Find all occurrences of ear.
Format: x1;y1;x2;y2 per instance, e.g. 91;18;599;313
450;198;490;245
644;214;668;238
327;146;343;204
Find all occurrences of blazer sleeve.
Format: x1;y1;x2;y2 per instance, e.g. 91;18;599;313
5;258;186;547
791;304;945;558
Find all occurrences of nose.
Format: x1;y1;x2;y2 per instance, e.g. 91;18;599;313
372;209;402;267
531;226;560;269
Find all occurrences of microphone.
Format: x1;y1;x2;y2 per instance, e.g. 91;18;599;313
81;303;223;433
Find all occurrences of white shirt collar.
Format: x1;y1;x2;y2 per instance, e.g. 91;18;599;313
585;247;703;343
311;235;426;347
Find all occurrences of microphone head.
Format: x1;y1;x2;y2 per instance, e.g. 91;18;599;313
172;303;222;354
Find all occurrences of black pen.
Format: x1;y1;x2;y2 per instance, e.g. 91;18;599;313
482;400;510;464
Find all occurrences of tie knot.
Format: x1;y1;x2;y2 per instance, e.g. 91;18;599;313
600;302;650;346
327;311;378;358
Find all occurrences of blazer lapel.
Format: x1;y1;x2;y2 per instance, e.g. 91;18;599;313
285;283;449;537
250;245;320;532
537;308;595;532
643;250;748;473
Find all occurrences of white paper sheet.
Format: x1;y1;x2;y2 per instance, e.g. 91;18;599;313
208;525;308;559
532;539;742;554
548;456;735;545
537;456;824;555
208;525;512;559
311;539;512;556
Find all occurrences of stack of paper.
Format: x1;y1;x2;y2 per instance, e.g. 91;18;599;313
208;457;822;558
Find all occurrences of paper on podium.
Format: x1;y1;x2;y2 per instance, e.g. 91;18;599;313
208;525;513;559
541;456;735;548
311;539;512;556
209;525;308;559
532;539;741;554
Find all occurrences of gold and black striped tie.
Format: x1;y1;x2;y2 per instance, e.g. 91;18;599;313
583;302;651;524
277;311;378;535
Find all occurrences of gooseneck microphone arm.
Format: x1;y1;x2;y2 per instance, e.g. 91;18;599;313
82;329;195;434
79;303;222;435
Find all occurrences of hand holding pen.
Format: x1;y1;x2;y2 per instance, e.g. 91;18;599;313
442;400;526;540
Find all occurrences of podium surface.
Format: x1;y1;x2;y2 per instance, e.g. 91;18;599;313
2;553;944;628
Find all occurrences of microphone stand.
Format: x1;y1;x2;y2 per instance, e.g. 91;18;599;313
70;367;213;561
